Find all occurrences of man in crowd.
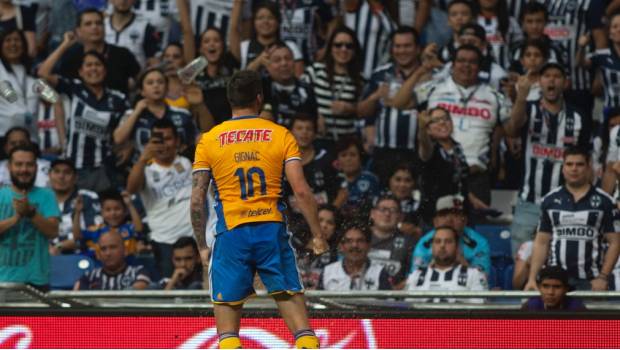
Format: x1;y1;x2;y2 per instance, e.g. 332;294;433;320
127;118;193;278
411;195;491;277
525;147;620;291
74;230;151;290
320;223;391;290
503;62;588;256
57;8;140;94
368;195;416;289
0;127;50;188
0;145;60;291
262;43;318;128
358;26;421;180
522;265;586;311
157;237;203;290
406;226;488;303
49;158;102;255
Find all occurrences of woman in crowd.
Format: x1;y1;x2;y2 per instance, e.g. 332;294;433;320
0;28;37;137
229;0;304;76
302;26;363;148
161;43;190;110
112;67;199;161
383;163;422;237
0;1;36;57
38;32;129;192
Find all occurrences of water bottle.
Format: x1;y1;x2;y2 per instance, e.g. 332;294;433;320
33;79;59;104
0;80;18;103
177;56;208;84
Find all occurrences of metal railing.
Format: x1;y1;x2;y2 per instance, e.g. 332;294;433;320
1;283;619;311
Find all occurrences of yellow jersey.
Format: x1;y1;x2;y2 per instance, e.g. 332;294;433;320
193;116;301;232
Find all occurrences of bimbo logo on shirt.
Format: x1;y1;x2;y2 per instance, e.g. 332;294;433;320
436;103;492;120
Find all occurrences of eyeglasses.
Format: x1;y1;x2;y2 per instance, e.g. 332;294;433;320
333;42;354;50
429;115;451;124
376;207;399;214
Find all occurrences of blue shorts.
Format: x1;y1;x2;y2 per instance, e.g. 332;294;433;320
209;222;303;304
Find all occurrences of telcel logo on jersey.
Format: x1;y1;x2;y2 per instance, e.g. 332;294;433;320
556;226;596;239
436;103;492;120
219;129;273;147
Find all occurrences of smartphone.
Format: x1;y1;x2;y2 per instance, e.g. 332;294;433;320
151;131;163;144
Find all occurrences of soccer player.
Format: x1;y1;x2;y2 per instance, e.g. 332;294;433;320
191;70;327;349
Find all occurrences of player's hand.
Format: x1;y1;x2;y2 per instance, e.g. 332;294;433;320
523;279;538;291
591;276;608;291
199;247;210;269
310;236;329;255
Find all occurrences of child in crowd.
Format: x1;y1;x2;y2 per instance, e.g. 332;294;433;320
73;189;144;262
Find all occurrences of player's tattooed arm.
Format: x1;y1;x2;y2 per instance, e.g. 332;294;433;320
190;170;210;250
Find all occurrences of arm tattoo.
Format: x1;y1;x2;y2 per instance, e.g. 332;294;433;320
190;171;210;250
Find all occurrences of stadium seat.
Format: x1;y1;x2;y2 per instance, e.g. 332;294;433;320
50;255;94;290
474;225;513;259
133;255;161;282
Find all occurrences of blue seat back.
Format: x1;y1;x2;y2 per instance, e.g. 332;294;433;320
50;254;95;290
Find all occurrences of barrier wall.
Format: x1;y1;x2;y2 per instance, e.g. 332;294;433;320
1;316;620;348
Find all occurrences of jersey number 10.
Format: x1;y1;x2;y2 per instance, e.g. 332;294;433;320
235;167;267;200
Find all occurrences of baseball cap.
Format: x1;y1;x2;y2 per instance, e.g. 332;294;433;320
51;158;76;172
539;61;567;76
459;23;486;42
435;194;465;213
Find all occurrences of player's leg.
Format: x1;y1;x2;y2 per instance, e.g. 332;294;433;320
214;304;243;349
210;226;256;349
272;292;319;348
253;223;319;348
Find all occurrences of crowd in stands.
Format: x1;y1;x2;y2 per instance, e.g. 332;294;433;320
0;0;620;308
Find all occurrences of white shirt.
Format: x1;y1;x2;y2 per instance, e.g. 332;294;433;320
0;158;50;188
321;259;385;291
0;63;38;137
104;13;153;67
405;264;487;303
417;76;510;170
140;156;193;244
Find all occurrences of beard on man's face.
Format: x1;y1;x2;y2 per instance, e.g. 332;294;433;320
10;171;35;190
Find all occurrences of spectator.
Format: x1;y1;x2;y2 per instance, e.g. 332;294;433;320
543;0;606;138
522;266;586;311
406;226;487;303
74;230;151;290
49;158;102;255
112;67;200;162
509;2;565;74
0;1;36;57
367;195;416;289
358;26;421;180
0;144;59;291
411;194;491;277
262;43;318;128
503;62;588;256
577;10;620;114
0;29;38;136
506;39;549;102
525;147;620;291
332;137;380;217
105;0;159;67
74;189;143;261
297;205;341;290
439;0;476;63
127;118;193;278
475;0;523;69
412;44;510;208
38;33;129;192
229;1;304;76
285;114;338;212
416;108;472;224
157;237;203;290
302;26;363;145
603;108;620;194
382;163;422;237
0;127;50;187
319;223;391;291
338;0;396;78
55;8;140;94
161;43;189;109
